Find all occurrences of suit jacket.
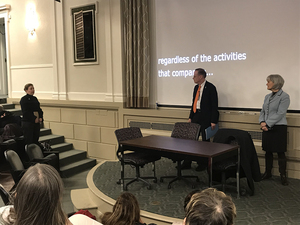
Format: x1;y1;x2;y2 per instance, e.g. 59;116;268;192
259;89;290;127
189;81;219;129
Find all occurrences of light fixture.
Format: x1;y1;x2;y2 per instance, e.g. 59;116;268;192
25;3;38;36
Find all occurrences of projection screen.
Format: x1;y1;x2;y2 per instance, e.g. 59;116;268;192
152;0;300;111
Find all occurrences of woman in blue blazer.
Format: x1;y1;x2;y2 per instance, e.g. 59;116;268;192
259;74;290;185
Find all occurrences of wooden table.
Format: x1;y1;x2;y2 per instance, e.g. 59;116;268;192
120;135;240;196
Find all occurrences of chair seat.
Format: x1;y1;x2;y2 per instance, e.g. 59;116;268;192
123;152;160;166
213;157;237;171
115;127;161;190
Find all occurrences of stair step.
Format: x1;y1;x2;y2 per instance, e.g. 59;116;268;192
60;158;97;177
51;142;73;153
40;128;52;136
59;150;87;167
39;134;64;145
2;102;97;178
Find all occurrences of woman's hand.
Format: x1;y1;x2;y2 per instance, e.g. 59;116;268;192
261;126;268;131
35;118;39;123
39;118;43;123
260;122;267;128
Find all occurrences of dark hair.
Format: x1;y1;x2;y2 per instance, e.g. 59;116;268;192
184;190;201;212
13;164;67;225
100;212;112;224
195;68;207;78
24;83;33;91
102;192;141;225
185;188;236;225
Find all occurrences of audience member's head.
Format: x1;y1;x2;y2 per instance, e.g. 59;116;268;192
0;105;3;112
184;189;201;212
12;164;68;225
101;192;141;225
184;188;236;225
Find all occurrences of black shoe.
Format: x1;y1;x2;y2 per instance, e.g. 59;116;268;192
261;172;272;180
281;174;289;186
195;165;206;171
178;163;191;170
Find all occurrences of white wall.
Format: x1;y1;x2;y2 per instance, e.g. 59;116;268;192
0;0;123;102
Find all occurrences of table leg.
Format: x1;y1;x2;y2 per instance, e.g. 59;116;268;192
208;157;213;187
237;147;240;199
121;146;125;191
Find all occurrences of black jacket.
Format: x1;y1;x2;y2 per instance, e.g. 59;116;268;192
20;94;43;123
213;129;261;195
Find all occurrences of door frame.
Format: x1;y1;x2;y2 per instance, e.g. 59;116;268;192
0;4;11;99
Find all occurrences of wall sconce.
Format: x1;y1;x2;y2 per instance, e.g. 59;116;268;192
25;3;38;36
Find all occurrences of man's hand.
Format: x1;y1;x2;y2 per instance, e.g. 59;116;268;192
211;123;216;130
188;119;191;123
262;126;268;131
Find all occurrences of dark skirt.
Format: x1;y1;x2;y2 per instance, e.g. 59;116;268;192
262;125;287;153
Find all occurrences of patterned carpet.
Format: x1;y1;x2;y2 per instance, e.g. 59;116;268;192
93;159;300;225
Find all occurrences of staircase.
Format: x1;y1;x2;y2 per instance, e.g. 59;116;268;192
1;101;97;177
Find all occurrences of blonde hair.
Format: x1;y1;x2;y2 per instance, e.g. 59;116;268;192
13;164;67;225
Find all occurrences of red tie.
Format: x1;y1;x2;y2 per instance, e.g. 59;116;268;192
193;85;201;113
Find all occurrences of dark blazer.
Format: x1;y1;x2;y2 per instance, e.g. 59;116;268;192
189;81;219;129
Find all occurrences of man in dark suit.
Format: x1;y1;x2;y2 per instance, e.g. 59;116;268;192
181;68;219;170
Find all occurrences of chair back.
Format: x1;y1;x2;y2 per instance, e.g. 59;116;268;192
115;127;143;143
171;122;200;140
4;150;24;171
0;184;10;205
25;143;44;160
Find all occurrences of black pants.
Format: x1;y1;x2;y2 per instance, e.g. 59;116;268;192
265;152;287;176
191;110;211;141
22;122;40;145
183;111;210;166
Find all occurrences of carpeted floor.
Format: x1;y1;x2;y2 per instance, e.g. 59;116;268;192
93;159;300;225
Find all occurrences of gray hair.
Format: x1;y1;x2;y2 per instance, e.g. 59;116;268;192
267;74;284;90
185;188;236;225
